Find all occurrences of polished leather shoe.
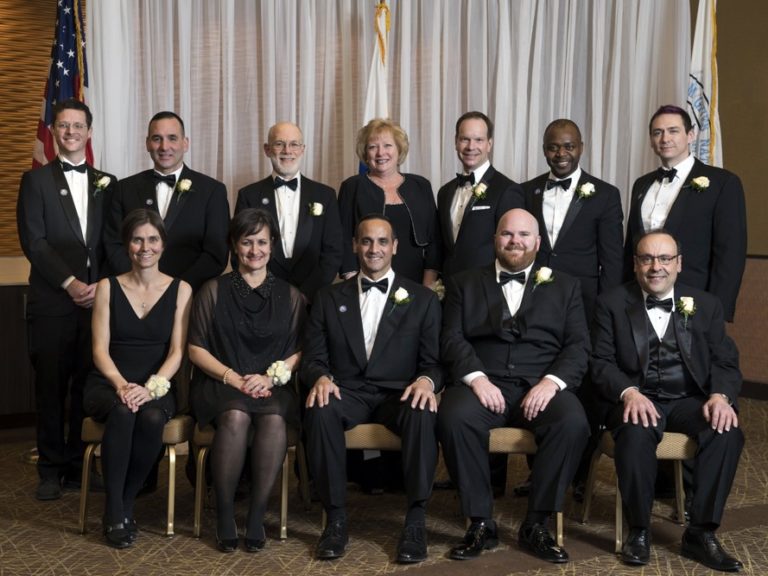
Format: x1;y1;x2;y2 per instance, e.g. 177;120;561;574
518;523;569;563
103;522;132;549
244;537;265;553
449;520;499;560
621;527;651;565
36;478;62;501
216;534;238;553
681;528;743;572
315;519;348;560
396;523;427;563
124;518;138;543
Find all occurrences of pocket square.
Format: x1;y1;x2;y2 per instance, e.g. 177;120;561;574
471;205;491;211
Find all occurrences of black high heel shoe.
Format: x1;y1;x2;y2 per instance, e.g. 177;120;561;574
216;519;239;553
103;521;132;549
124;518;138;543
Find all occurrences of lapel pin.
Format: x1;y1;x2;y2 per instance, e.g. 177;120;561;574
59;189;68;196
146;199;154;205
262;197;270;205
534;188;541;195
339;305;347;313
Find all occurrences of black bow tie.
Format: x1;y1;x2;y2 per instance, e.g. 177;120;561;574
153;172;176;187
646;296;673;312
655;168;677;183
274;177;298;191
499;271;526;286
361;277;389;293
456;173;475;187
546;178;571;190
61;162;87;173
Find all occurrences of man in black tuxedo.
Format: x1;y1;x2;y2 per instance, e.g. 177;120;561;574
17;99;117;500
523;119;624;320
235;121;342;301
437;111;524;279
104;111;229;292
592;230;743;572
438;208;590;564
623;105;746;322
301;215;442;564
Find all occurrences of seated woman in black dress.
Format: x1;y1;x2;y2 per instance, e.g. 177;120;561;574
84;209;192;549
338;118;441;285
189;208;306;553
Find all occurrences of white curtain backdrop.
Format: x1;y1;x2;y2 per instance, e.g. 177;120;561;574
88;0;690;218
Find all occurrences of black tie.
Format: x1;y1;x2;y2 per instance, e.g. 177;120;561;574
274;177;298;191
456;173;475;187
646;296;673;312
655;168;677;183
546;178;571;190
361;277;389;294
153;172;176;187
61;162;87;173
499;271;526;286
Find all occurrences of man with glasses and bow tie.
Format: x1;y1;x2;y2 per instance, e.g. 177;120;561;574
623;105;747;322
437;111;524;279
18;99;117;500
592;229;743;572
235;122;342;301
438;208;590;564
104;111;229;292
301;214;442;564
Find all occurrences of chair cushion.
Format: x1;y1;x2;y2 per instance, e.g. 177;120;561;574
344;423;402;450
488;428;537;454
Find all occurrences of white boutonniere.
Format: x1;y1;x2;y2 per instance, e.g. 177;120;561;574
176;178;192;198
690;176;709;192
388;286;411;315
266;360;291;386
676;296;696;328
92;174;111;197
309;202;324;216
430;278;445;302
472;182;488;200
577;182;596;199
533;267;554;289
146;374;171;399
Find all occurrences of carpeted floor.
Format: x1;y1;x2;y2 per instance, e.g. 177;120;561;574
1;398;767;576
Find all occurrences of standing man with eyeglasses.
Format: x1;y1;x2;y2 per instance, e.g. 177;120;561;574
104;111;229;292
623;105;747;322
18;99;118;500
235;122;342;301
593;229;743;571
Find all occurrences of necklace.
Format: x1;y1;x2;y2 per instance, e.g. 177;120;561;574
141;301;147;310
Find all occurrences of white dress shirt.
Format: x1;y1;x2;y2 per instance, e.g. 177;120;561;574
542;167;581;246
641;154;695;231
358;268;395;359
450;160;491;241
155;165;184;219
273;172;302;258
61;156;89;240
644;288;675;340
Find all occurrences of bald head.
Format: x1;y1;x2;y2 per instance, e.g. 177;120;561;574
494;209;541;272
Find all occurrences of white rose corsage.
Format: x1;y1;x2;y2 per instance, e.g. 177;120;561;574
676;296;696;328
534;267;554;288
146;374;171;399
93;174;111;196
308;202;324;216
472;182;488;200
577;182;596;199
690;176;709;192
176;178;193;197
431;278;445;302
267;360;291;386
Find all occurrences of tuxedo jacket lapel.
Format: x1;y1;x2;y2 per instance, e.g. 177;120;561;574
291;177;314;264
555;176;587;247
85;167;99;246
528;180;552;251
163;166;192;231
369;275;409;363
440;180;458;249
332;280;367;369
632;174;656;233
480;267;516;342
627;288;650;378
52;163;85;245
137;171;160;216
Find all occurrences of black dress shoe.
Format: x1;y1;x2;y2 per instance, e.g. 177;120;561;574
36;478;62;501
103;522;133;549
216;534;238;553
518;523;569;563
449;520;499;560
315;519;348;560
244;525;266;553
123;518;138;543
621;527;651;565
681;528;743;572
396;523;427;563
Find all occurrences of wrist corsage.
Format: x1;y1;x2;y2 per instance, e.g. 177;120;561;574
146;374;171;399
267;361;291;386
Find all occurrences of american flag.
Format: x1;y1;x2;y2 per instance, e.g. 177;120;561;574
32;0;93;168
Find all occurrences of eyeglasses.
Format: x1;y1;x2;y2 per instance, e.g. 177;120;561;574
54;122;88;131
635;254;679;266
269;141;304;151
